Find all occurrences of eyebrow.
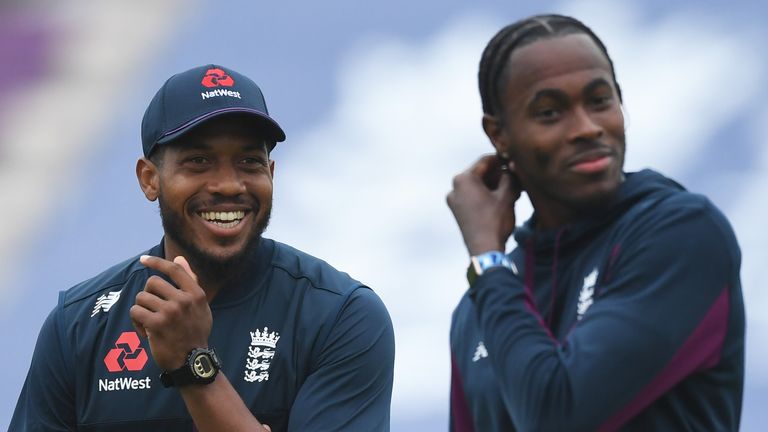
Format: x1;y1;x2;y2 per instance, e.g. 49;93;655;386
528;77;614;107
582;78;613;96
174;139;267;153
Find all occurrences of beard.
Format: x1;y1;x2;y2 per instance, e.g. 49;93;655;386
157;191;271;285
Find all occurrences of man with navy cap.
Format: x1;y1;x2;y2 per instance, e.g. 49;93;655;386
11;65;395;432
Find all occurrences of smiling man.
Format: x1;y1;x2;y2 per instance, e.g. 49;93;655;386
11;65;394;432
447;15;744;431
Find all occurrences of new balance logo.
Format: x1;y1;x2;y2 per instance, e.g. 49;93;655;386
91;290;121;317
577;268;599;320
472;341;488;362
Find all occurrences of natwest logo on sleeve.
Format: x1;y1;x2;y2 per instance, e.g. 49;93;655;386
201;68;234;88
104;331;148;372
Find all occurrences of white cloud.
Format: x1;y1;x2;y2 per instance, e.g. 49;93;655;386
729;103;768;383
560;0;763;175
269;0;766;425
269;16;504;418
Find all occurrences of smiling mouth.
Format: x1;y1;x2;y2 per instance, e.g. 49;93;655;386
199;210;247;229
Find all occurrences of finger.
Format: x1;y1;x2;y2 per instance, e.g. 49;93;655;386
135;290;166;312
173;256;198;283
143;275;181;300
130;304;157;333
468;154;500;179
132;318;148;338
468;154;504;190
140;255;198;293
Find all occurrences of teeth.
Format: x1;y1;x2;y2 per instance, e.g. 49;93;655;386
200;210;246;225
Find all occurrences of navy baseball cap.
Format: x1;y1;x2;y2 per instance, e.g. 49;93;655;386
141;64;286;157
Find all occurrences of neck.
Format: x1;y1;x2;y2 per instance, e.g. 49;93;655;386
161;237;261;302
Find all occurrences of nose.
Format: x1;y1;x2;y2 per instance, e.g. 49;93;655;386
568;106;604;143
206;163;246;196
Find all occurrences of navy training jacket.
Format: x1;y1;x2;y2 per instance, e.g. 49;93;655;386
12;238;395;431
450;169;744;431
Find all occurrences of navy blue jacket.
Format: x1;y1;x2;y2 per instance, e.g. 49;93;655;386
450;170;744;431
11;238;394;431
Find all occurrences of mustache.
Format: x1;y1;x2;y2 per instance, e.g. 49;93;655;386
189;195;260;212
572;139;614;153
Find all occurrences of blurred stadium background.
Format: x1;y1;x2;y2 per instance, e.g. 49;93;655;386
2;0;766;430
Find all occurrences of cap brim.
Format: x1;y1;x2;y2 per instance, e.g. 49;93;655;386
156;107;286;147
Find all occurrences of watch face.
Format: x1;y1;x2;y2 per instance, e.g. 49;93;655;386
192;352;217;379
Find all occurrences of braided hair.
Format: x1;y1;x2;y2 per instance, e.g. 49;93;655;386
478;14;622;117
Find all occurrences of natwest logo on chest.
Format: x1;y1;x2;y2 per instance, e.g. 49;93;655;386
98;376;151;392
104;331;148;372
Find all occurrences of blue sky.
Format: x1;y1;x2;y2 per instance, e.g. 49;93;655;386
2;0;767;430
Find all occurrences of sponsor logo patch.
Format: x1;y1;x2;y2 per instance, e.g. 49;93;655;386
200;68;241;100
98;376;151;392
201;68;234;88
104;331;148;372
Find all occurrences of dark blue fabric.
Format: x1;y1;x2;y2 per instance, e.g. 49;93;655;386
11;238;394;431
450;170;744;431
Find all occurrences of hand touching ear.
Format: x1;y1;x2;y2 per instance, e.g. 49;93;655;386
447;154;521;255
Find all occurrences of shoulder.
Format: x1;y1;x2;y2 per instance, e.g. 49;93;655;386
267;240;391;341
618;172;737;249
269;240;368;297
60;253;147;307
607;173;741;281
54;246;158;325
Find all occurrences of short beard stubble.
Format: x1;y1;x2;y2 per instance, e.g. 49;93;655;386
157;192;271;286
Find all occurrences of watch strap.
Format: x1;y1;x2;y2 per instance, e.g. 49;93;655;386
160;347;221;388
466;251;517;286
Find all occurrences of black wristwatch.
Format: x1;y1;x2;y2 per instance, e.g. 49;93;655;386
160;347;221;388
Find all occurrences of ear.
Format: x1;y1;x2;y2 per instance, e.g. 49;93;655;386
136;157;160;202
269;159;275;179
482;114;511;160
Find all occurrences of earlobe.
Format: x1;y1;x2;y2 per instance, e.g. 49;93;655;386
482;114;510;157
136;158;160;202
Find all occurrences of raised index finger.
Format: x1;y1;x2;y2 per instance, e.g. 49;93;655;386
139;255;198;293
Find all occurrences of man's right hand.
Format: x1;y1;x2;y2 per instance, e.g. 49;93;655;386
446;154;520;256
130;255;212;372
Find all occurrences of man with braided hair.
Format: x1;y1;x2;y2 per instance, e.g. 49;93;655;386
447;14;744;431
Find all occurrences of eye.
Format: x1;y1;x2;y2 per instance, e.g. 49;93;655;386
589;94;613;109
534;107;561;122
180;155;211;171
239;156;269;169
189;156;209;164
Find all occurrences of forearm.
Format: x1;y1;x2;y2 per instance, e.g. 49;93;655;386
472;260;733;431
472;269;582;430
180;372;270;432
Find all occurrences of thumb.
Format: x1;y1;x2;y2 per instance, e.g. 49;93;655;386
173;256;198;283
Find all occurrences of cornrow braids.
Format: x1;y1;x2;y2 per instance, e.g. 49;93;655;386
478;14;622;117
